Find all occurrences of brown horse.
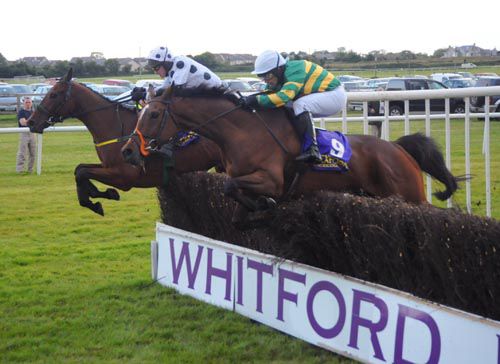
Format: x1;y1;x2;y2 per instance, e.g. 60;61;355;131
121;88;462;224
28;69;223;216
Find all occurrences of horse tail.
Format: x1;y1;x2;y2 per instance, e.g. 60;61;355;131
394;133;468;201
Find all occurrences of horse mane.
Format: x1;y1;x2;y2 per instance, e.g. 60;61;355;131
171;85;227;98
75;82;137;113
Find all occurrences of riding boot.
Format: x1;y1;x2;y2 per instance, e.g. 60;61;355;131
294;112;322;164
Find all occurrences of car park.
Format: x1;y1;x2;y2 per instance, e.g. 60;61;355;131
251;81;267;91
337;75;364;83
430;73;462;84
0;85;17;111
364;78;391;90
32;85;53;106
444;78;475;88
135;79;163;89
29;83;49;92
385;77;465;115
87;84;131;99
103;79;134;89
224;79;255;96
470;76;500;119
236;77;261;86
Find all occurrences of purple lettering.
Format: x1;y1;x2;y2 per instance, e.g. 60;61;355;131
169;239;203;289
277;268;306;321
205;248;232;301
247;259;273;313
348;290;388;361
236;256;244;306
306;280;346;339
394;305;440;364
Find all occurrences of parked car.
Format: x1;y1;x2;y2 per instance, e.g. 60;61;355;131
135;79;163;89
474;73;498;78
236;77;261;86
430;73;462;84
224;79;255;96
9;84;33;98
103;79;134;89
32;85;53;106
29;83;49;92
470;76;500;119
385;77;465;115
87;84;131;99
364;78;391;90
337;75;364;83
0;85;17;111
457;72;475;79
251;81;267;91
444;78;475;88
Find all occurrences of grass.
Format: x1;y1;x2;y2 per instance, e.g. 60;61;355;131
0;123;354;363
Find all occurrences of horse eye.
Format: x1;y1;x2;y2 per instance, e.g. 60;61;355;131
49;93;58;99
150;111;159;119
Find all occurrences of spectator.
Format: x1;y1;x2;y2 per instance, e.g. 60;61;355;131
16;97;36;173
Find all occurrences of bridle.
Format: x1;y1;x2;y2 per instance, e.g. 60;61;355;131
33;81;134;147
131;98;242;156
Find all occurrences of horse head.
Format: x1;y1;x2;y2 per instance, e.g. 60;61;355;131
121;88;179;166
28;68;76;133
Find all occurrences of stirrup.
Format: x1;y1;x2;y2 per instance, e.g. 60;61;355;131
296;147;322;164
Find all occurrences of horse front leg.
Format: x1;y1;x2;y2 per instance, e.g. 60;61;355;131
223;171;283;228
75;164;120;200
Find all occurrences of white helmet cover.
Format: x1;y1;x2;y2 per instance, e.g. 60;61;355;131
147;46;174;63
252;50;286;75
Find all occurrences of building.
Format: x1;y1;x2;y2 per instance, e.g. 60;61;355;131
442;44;498;58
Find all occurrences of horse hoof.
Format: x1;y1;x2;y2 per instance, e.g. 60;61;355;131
106;188;120;201
256;196;277;211
92;202;104;216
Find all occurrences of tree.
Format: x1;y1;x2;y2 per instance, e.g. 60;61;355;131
105;59;120;75
193;52;221;69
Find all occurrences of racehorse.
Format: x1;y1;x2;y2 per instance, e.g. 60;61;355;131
121;88;463;224
28;69;223;216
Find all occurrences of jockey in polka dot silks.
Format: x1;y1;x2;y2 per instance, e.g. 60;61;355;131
240;50;347;164
131;45;224;102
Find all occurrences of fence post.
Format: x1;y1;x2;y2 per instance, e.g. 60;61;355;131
36;133;42;175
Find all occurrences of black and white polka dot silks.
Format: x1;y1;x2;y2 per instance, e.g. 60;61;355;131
161;55;223;90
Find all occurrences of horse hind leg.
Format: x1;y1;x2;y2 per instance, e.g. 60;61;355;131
76;178;105;216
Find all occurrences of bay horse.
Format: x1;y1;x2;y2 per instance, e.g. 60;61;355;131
121;88;463;224
28;69;223;216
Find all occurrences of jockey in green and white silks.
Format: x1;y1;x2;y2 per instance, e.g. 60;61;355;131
241;50;347;164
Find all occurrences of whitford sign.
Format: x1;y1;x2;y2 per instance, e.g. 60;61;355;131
152;223;500;363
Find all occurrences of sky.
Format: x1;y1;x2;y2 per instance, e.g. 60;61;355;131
2;0;499;61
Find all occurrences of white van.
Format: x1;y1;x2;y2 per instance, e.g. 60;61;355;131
430;73;462;84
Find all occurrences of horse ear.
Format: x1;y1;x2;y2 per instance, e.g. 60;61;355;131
62;68;73;83
162;87;173;100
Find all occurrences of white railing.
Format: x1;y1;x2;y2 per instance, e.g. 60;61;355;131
1;86;499;217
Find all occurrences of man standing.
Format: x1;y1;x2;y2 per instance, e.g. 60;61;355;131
16;97;36;173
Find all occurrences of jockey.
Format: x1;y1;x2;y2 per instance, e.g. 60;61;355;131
131;45;224;101
241;50;347;163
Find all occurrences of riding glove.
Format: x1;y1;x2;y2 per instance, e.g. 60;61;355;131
240;95;258;110
131;87;147;102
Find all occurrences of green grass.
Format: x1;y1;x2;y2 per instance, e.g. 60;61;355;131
0;125;354;362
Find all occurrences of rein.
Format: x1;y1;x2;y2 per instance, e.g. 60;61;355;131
141;98;290;155
36;81;134;148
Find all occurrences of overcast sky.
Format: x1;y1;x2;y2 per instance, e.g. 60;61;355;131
2;0;499;61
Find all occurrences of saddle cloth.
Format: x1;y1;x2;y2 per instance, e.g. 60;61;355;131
174;131;200;148
302;129;352;172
